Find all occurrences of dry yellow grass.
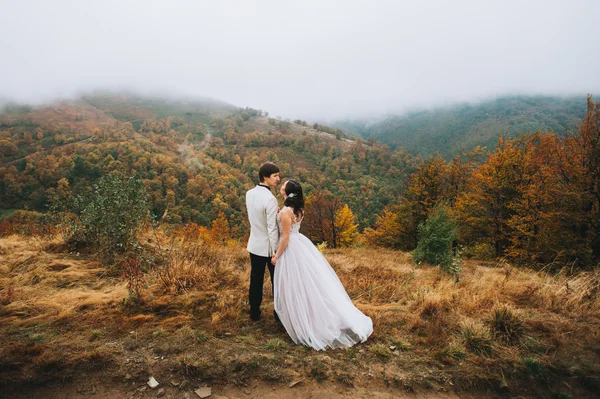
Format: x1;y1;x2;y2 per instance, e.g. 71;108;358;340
1;234;599;398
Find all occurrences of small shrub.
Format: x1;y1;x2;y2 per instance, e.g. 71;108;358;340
412;205;459;279
121;256;147;302
70;174;149;265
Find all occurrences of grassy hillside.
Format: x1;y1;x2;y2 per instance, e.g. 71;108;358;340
1;235;598;398
334;96;588;158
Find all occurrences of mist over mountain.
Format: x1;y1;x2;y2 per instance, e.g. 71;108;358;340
2;1;599;121
332;95;589;158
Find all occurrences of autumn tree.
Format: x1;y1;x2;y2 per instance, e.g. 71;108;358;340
394;154;449;250
446;146;485;205
502;132;587;264
561;95;600;264
363;207;403;248
0;140;18;158
455;136;524;258
211;211;232;244
302;189;348;248
335;204;358;247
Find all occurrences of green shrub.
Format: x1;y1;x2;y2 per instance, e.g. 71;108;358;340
412;205;459;278
71;174;148;265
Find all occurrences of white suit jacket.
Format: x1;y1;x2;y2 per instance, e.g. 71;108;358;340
246;185;279;257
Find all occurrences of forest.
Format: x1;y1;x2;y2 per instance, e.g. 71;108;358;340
335;95;588;159
1;94;599;269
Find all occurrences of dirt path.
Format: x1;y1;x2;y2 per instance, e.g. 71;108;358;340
2;378;491;399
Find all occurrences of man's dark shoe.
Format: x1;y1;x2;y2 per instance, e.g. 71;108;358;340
250;312;261;321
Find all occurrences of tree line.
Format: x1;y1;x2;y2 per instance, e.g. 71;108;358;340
366;96;600;268
1;95;598;269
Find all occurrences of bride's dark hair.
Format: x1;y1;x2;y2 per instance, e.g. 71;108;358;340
283;179;304;218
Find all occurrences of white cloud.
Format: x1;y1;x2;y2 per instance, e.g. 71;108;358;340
1;0;599;119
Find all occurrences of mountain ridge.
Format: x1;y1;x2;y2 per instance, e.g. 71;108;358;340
332;95;589;158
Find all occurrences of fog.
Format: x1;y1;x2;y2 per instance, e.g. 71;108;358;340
1;0;599;120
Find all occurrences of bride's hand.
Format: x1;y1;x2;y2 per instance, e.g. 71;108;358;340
271;256;278;265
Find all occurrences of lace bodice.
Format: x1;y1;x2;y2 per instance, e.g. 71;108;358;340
277;206;302;234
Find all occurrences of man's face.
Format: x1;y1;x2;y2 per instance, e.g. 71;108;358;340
263;173;280;187
280;180;288;197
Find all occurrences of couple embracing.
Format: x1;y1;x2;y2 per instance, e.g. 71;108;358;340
246;162;373;351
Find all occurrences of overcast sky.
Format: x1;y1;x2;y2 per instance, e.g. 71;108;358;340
1;0;599;120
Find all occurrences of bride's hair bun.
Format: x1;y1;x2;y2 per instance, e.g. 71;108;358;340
284;180;304;217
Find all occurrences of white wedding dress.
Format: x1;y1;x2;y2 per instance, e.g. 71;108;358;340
274;207;373;350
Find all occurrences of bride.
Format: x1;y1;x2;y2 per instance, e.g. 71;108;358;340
271;179;373;350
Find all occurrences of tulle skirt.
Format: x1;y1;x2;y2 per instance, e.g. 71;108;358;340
274;232;373;350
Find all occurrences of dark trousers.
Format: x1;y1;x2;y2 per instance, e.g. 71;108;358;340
249;253;276;320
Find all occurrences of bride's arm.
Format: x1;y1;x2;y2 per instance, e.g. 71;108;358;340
272;210;292;265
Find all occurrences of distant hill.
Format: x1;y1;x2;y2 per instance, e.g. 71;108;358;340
0;92;416;230
82;91;238;129
333;95;588;158
0;93;244;165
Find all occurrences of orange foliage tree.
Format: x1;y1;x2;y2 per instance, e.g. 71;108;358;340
302;189;358;248
454;136;524;258
335;204;358;248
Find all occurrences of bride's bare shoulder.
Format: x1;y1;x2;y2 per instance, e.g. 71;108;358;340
281;206;303;223
280;206;294;218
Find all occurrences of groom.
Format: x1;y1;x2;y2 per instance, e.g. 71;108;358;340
246;162;280;321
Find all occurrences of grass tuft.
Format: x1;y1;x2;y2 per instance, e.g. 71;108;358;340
487;304;524;343
388;337;413;351
261;338;289;352
370;343;392;359
459;320;495;357
436;342;467;363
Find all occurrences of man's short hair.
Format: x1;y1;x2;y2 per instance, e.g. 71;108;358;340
259;162;280;182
